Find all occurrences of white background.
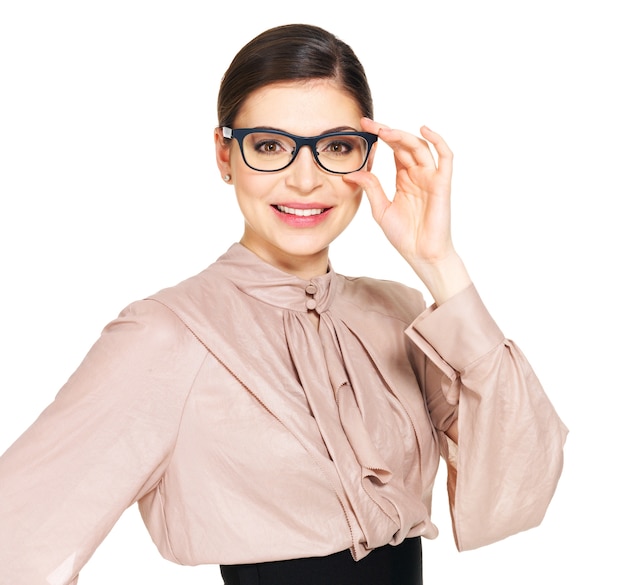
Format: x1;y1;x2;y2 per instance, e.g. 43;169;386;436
0;1;624;583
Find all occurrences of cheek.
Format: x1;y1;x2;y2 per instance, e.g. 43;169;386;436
233;170;280;210
343;183;363;210
334;186;363;229
229;149;248;183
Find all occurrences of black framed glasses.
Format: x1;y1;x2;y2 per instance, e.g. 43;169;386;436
222;127;377;174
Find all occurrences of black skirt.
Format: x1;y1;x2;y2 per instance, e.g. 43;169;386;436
220;537;422;585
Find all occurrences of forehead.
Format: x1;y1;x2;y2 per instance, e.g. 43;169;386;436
235;80;363;134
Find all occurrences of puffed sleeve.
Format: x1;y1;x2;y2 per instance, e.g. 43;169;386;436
0;300;207;585
405;284;568;551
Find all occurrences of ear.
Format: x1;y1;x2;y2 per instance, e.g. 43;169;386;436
214;127;232;179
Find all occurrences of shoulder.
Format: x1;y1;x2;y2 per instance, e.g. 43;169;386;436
337;274;426;325
149;259;236;315
100;264;226;348
102;298;198;354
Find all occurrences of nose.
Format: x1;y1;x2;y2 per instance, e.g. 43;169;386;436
285;145;323;193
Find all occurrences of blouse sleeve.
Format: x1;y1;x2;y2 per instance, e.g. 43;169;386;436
0;300;207;585
405;284;568;552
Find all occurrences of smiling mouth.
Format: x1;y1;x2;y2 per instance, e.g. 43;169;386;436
273;205;330;217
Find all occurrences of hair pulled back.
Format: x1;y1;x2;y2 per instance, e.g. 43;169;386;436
217;24;373;128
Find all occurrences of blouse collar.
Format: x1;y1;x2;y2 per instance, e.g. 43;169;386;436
215;243;337;314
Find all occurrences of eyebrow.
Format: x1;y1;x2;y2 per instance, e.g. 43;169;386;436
252;125;359;135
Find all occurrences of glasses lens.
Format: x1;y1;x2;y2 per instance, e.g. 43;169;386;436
316;134;369;173
242;132;296;171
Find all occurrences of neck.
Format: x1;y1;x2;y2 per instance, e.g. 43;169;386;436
239;239;329;280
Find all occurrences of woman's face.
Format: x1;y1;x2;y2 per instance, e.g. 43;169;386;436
215;80;372;278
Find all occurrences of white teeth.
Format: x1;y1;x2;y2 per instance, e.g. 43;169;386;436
276;205;325;217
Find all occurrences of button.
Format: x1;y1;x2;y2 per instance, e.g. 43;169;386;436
306;298;317;310
305;284;317;295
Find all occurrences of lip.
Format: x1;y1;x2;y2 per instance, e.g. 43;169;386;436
271;202;333;227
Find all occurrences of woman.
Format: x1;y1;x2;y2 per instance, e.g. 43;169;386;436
0;23;567;585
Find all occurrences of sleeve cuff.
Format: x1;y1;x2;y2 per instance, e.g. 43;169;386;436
404;284;505;372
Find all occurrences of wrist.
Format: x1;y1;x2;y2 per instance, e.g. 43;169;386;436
407;251;472;306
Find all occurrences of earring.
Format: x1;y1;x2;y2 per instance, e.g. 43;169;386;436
223;174;231;182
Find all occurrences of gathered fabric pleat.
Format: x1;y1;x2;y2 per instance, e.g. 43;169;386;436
283;309;429;553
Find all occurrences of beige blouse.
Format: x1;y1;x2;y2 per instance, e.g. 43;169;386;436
0;243;568;585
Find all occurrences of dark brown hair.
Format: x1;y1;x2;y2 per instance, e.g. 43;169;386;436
217;24;373;128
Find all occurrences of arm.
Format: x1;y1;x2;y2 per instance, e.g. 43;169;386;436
344;119;475;448
345;118;471;306
0;300;206;585
406;284;567;550
347;119;567;549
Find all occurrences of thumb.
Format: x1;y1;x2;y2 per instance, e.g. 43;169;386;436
343;171;391;225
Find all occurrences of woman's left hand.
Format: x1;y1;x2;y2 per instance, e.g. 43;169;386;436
344;117;471;304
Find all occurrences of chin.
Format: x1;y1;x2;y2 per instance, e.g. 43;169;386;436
278;240;332;259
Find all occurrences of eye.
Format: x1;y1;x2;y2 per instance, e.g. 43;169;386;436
257;140;282;153
250;134;293;156
319;138;357;158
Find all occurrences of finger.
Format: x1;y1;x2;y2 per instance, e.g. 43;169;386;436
420;126;453;176
343;170;391;225
383;128;438;170
360;116;390;135
362;118;436;169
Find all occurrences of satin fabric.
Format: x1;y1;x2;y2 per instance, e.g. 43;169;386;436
0;244;567;585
